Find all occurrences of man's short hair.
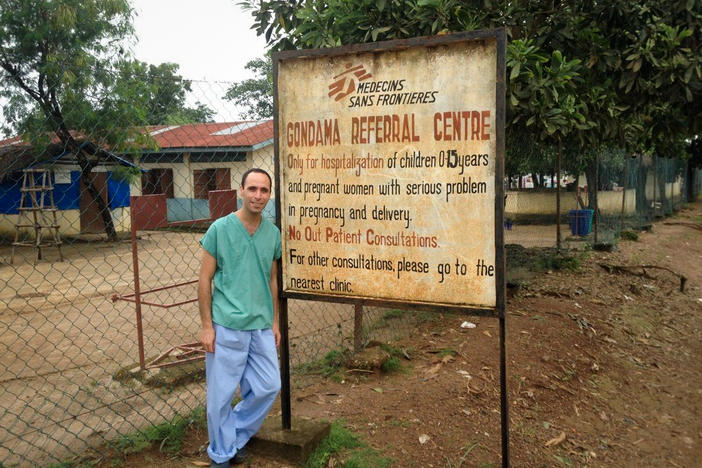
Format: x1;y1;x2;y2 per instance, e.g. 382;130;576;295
241;168;272;189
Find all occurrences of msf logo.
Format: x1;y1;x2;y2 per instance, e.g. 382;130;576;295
328;63;372;101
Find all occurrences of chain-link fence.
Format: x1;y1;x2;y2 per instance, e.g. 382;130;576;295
1;76;701;466
0;78;417;467
504;152;701;250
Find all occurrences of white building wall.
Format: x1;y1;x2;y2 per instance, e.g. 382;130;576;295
0;207;131;237
250;146;276;193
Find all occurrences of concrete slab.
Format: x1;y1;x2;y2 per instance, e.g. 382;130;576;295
113;359;205;389
249;417;331;464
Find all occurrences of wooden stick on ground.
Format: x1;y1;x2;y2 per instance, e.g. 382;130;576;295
598;263;688;292
662;222;702;232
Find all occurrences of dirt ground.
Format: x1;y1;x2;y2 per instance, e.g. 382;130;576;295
0;223;380;467
84;201;702;467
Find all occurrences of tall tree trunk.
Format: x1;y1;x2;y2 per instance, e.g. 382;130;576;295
584;162;598;212
585;159;600;242
78;153;117;240
60;134;118;241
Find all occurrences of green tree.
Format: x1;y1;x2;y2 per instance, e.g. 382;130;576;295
584;1;701;209
243;0;591;249
242;0;702;208
1;0;146;239
117;60;214;125
223;56;272;120
241;0;593;149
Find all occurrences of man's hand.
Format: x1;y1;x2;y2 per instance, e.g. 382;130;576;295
201;326;215;353
273;323;281;348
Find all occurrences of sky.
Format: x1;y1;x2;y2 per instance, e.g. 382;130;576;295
0;1;268;136
129;0;268;120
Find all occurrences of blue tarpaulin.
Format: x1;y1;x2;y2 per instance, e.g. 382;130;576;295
0;177;21;214
54;171;80;210
0;170;130;214
107;172;130;209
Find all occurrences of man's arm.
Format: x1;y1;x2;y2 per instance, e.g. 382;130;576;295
270;260;281;347
198;249;217;353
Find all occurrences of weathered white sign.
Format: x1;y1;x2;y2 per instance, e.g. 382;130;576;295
276;36;500;310
53;168;71;184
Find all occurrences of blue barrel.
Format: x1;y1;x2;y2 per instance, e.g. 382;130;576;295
568;209;594;236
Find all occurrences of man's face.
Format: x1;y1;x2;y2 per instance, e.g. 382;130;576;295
240;172;272;214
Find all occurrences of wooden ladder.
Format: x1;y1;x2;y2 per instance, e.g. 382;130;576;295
11;169;64;264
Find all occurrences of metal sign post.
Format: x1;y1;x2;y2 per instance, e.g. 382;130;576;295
274;29;508;466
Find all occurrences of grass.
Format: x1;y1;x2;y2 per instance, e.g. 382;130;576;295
535;252;583;271
382;309;404;320
296;349;351;382
378;343;410;374
369;309;436;330
305;420;391;468
380;357;402;373
619;230;639;241
553;453;574;466
50;412;389;468
444;441;481;468
379;343;402;357
46;407;207;467
297;344;409;379
411;310;437;324
515;421;537;438
343;448;392;468
559;367;577;382
368;309;404;329
319;349;350;380
110;407;207;456
507;245;587;273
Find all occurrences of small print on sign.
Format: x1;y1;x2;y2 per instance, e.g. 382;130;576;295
277;37;500;310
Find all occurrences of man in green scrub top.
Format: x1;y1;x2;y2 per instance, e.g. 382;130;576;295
198;168;282;467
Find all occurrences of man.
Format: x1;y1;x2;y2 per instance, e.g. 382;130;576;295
198;168;281;467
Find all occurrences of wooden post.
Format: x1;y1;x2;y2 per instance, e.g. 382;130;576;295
652;155;657;219
556;140;562;251
129;210;146;371
594;153;599;243
353;304;363;352
280;296;292;429
620;162;627;234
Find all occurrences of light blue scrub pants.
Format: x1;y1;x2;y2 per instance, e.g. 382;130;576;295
206;324;281;464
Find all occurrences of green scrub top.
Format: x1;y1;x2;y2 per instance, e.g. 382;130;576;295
200;213;282;330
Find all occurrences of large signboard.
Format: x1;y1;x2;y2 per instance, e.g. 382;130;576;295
274;31;505;314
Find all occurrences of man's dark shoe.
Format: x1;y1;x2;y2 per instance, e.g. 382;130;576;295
210;460;229;468
230;446;248;465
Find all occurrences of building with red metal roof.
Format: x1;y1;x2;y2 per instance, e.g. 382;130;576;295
0;120;274;236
